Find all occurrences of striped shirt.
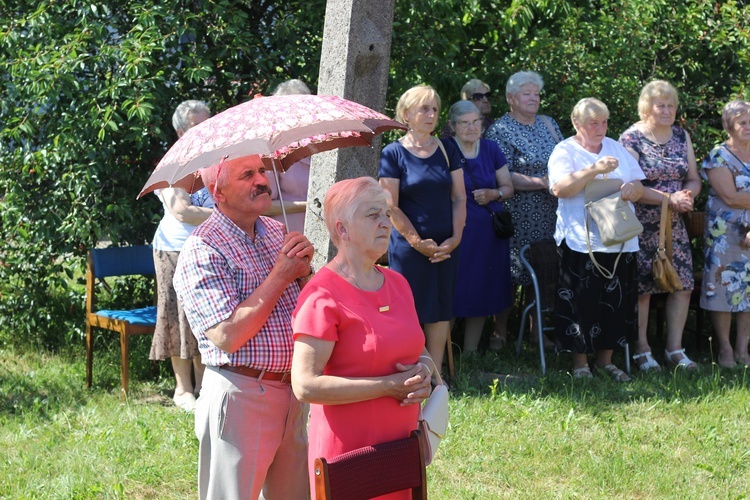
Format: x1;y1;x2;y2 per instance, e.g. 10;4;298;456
173;210;301;371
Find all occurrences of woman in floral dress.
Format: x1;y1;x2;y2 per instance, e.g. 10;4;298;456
620;80;701;372
486;71;562;350
700;100;750;368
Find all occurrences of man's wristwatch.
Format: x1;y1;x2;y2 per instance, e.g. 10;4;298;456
497;188;503;200
298;267;315;284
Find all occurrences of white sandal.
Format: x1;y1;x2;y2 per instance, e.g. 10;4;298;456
664;349;698;371
632;351;661;372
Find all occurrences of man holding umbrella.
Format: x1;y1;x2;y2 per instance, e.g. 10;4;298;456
173;153;314;499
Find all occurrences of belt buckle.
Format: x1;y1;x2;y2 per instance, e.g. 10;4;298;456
280;371;291;385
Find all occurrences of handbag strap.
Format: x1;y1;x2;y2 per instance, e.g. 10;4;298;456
658;193;673;258
435;138;450;166
583;205;623;280
419;355;443;386
540;115;563;143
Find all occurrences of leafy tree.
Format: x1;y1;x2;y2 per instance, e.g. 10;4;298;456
0;1;324;347
2;0;749;348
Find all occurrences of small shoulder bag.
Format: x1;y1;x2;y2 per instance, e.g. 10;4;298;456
652;194;683;292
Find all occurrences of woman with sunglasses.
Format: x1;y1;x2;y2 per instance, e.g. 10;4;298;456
440;78;494;138
486;71;564;350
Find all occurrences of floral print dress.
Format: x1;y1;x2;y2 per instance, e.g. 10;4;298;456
700;144;750;312
486;114;562;285
619;125;694;295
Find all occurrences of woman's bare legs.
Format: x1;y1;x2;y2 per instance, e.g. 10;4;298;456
424;321;449;376
735;313;750;365
664;290;693;365
635;294;652;355
463;316;487;353
711;311;736;367
192;356;205;395
171;356;195;397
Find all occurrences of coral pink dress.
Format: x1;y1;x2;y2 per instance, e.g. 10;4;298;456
292;266;425;499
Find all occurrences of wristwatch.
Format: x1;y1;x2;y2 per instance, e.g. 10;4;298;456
298;267;315;284
497;188;503;200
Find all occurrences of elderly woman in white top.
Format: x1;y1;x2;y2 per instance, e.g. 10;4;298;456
151;100;213;411
548;98;645;381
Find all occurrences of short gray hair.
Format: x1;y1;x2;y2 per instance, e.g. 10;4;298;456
172;100;210;135
722;100;750;133
460;79;490;100
448;100;481;124
505;71;544;97
272;79;312;96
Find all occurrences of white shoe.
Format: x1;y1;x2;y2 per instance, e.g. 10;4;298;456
173;392;196;412
632;351;661;372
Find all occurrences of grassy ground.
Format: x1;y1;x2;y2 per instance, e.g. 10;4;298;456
1;324;749;499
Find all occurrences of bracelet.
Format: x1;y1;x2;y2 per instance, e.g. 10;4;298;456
297;267;315;284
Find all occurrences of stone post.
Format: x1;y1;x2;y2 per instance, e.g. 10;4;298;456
305;0;396;269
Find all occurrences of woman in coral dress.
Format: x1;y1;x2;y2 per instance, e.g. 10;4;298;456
291;177;437;499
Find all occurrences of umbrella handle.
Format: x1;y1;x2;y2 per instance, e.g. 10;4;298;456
271;159;290;234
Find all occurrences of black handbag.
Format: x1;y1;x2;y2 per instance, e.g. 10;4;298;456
456;141;514;239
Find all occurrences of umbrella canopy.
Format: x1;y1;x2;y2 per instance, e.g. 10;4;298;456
138;94;406;198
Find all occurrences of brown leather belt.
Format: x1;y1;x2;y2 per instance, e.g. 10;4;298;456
219;365;292;384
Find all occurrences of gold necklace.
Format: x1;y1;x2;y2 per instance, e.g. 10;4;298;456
334;258;390;312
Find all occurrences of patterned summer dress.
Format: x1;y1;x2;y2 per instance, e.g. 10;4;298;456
486;114;562;285
700;144;750;312
619;125;695;295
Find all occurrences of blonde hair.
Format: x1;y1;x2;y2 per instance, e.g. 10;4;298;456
638;80;678;120
324;177;387;248
395;84;441;126
722;100;750;133
571;97;609;127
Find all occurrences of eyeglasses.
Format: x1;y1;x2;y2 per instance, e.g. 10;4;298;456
455;118;483;129
471;92;492;101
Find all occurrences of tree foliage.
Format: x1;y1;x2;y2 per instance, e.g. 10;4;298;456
1;0;749;347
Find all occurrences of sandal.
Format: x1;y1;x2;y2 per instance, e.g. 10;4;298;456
572;366;593;379
664;349;698;371
632;351;661;372
489;332;507;351
596;364;632;382
173;392;197;412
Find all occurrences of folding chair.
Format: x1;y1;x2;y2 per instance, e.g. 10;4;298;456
85;245;157;395
313;429;427;500
517;240;631;375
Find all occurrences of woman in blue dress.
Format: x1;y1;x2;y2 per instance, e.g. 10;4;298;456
445;100;514;352
379;84;467;379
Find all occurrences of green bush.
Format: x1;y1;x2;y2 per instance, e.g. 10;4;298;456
2;0;749;347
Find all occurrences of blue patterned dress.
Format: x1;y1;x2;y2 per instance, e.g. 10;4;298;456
700;144;750;312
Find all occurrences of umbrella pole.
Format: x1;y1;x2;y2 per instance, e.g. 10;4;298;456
271;158;290;233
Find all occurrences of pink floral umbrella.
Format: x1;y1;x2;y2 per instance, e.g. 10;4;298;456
138;94;406;199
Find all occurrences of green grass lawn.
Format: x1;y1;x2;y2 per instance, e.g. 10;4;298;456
1;329;749;499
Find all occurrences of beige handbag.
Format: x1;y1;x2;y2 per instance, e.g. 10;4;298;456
584;178;644;279
417;356;448;466
653;194;683;292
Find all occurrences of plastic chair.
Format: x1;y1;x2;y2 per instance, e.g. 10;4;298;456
313;429;427;500
85;245;157;395
516;240;631;375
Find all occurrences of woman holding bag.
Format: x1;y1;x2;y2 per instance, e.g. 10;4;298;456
446;100;514;353
548;98;645;381
291;177;435;498
700;100;750;368
620;80;701;372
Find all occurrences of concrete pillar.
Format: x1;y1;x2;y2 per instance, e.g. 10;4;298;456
305;0;396;268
